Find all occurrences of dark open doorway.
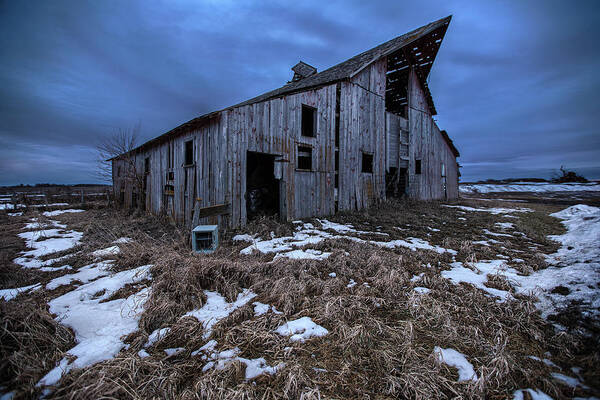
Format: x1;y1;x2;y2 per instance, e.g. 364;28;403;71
386;167;408;198
246;151;280;220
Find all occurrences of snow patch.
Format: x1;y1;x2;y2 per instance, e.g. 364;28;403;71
434;347;478;382
37;265;152;387
275;317;328;342
511;205;600;321
513;388;553;400
42;209;84;217
145;327;172;347
90;245;121;258
184;289;257;339
414;287;431;294
0;283;41;301
443;205;533;215
461;182;600;194
442;260;519;302
46;261;113;290
253;302;282;316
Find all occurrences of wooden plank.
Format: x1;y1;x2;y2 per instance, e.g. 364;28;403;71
196;203;231;218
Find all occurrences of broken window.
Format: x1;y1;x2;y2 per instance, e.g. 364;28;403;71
164;184;174;195
415;159;422;175
361;152;373;173
297;145;312;170
301;105;316;137
184;140;194;165
167;141;174;169
144;157;150;174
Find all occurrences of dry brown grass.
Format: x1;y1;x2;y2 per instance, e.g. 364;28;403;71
1;197;599;399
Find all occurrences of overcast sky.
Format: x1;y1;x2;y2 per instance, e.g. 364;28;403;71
1;0;598;185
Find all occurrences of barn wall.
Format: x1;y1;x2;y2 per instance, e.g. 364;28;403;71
224;84;338;225
113;58;460;228
407;69;458;200
338;77;387;211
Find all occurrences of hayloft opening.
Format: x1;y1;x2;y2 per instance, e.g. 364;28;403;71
184;140;194;165
386;50;410;118
246;151;280;220
361;152;373;173
301;105;316;137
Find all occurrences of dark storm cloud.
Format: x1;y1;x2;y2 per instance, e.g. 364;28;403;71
0;0;599;185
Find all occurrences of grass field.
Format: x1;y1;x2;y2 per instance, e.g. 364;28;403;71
1;194;599;399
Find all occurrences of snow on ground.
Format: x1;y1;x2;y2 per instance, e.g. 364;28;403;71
239;220;456;259
434;347;478;382
184;289;257;339
46;261;114;290
551;372;589;389
460;182;600;194
14;252;78;270
511;205;600;321
253;302;282;316
512;388;553;400
164;347;185;356
0;203;72;210
90;245;121;258
275;317;328;342
413;287;431;294
483;229;513;238
13;219;83;269
369;237;457;255
442;260;519;302
495;222;514;229
0;283;41;301
42;209;85;217
444;204;600;328
318;219;387;236
273;249;332;260
232;234;256;242
193;340;285;380
38;265;152;387
443;205;533;215
145;327;172;347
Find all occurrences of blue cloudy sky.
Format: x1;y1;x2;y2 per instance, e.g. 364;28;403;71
0;0;598;185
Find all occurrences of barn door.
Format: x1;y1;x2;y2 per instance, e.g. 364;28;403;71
246;151;280;221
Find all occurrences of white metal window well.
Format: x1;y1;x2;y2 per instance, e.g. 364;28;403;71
192;225;219;253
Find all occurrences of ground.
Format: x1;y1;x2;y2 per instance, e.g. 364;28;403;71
0;187;599;399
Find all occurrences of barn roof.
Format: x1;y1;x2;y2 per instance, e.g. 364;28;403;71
234;15;451;107
115;15;452;158
440;130;460;157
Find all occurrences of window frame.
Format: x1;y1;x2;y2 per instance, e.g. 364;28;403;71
301;104;317;138
184;140;194;166
296;144;313;171
361;152;374;174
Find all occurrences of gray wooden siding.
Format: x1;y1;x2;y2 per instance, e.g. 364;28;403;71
407;69;459;200
113;58;459;228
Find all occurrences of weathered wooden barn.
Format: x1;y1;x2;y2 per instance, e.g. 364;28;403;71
112;16;460;229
